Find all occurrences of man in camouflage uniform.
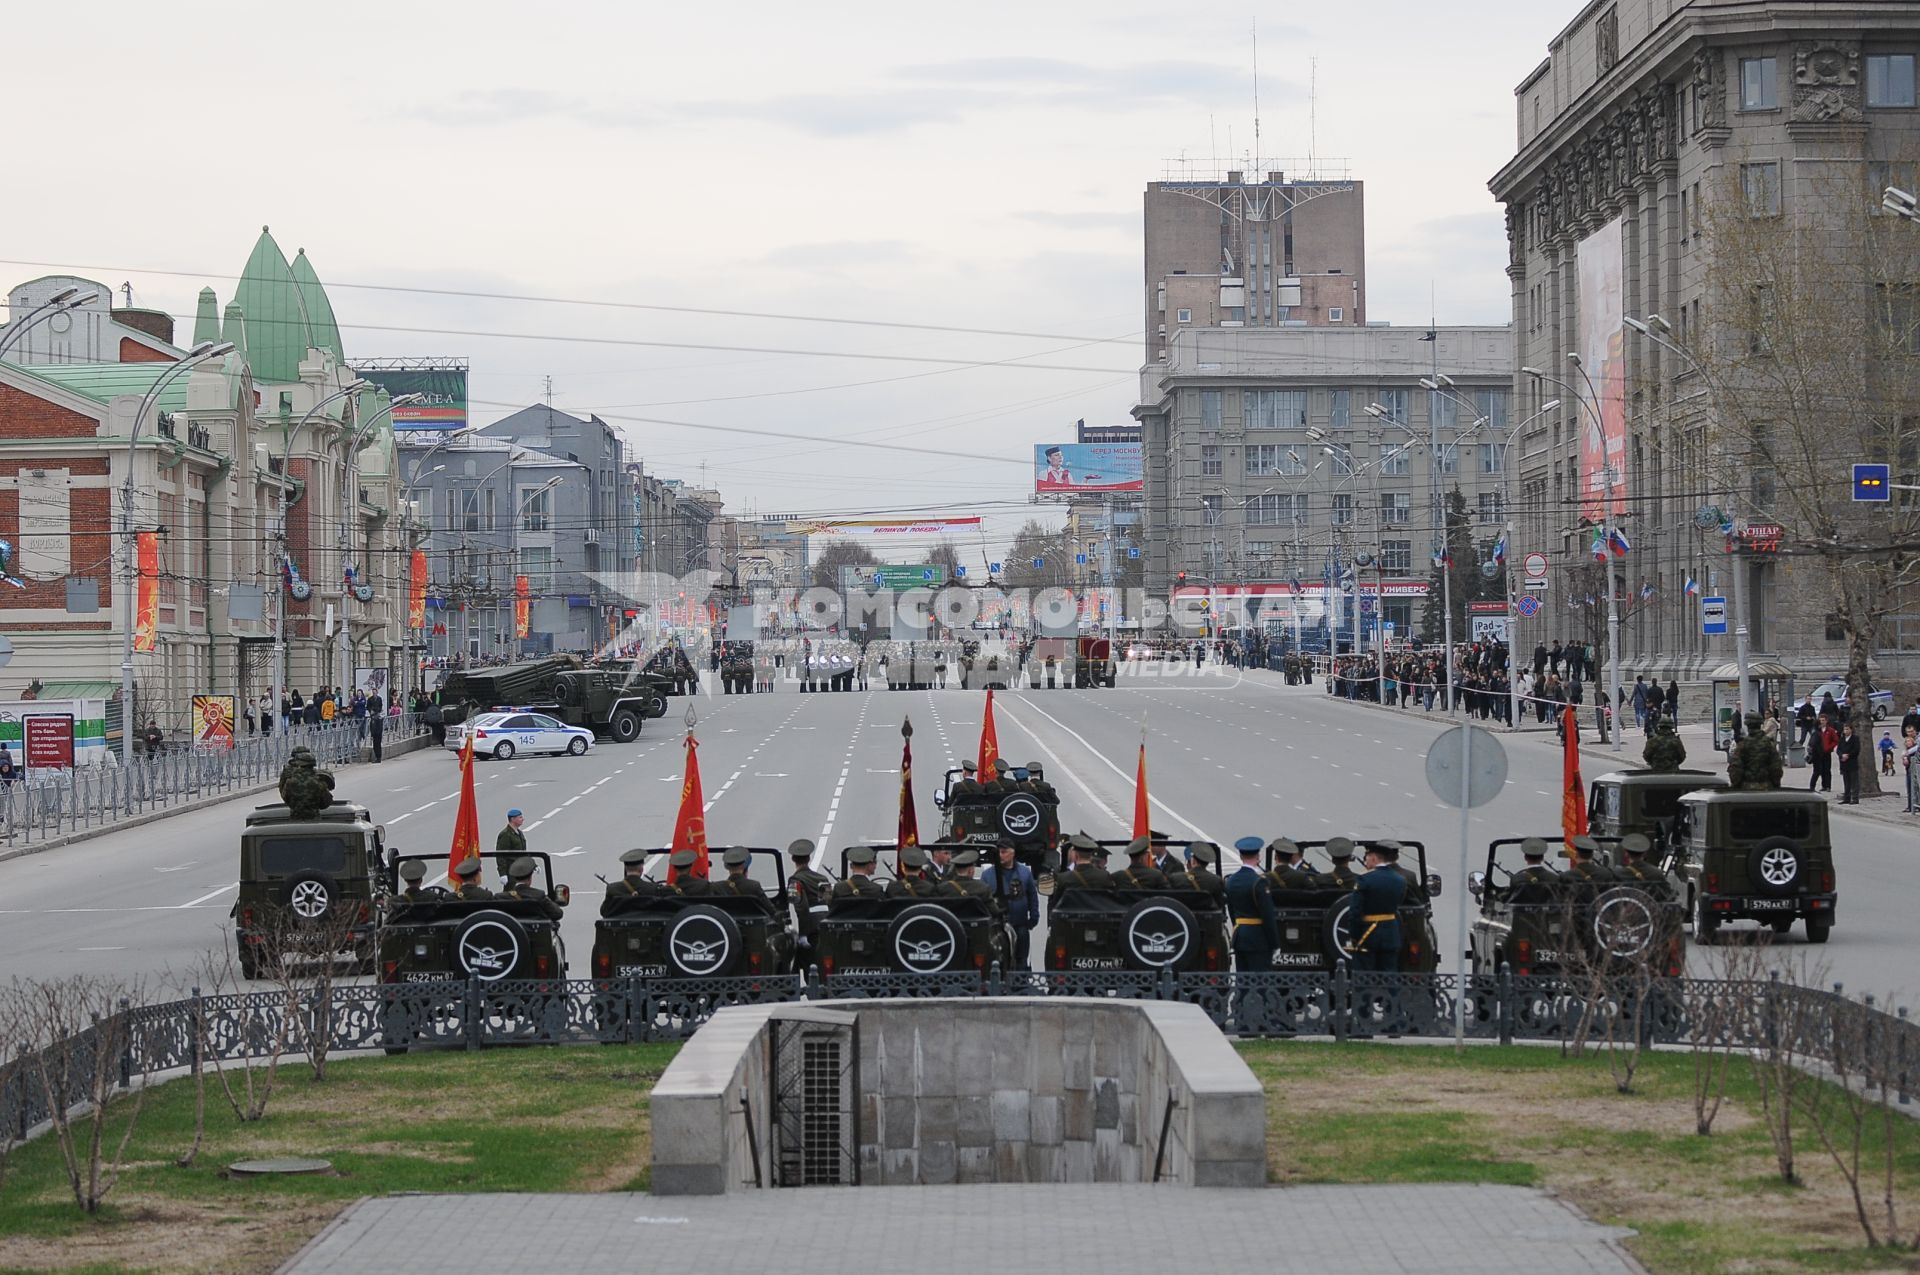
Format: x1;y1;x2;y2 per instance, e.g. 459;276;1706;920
1727;712;1784;790
277;747;336;819
1642;717;1688;773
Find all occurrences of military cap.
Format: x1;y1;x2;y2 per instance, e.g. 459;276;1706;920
1233;835;1264;856
452;856;483;879
507;808;524;819
1027;762;1045;776
1370;840;1402;862
993;758;1010;773
399;860;427;882
1326;837;1357;861
1268;837;1300;859
962;760;977;772
1067;831;1101;854
1186;840;1218;865
847;845;878;866
508;857;536;879
619;848;649;867
1125;835;1153;859
723;846;753;868
669;848;699;868
901;846;929;870
1569;835;1601;858
1620;833;1653;857
1149;828;1172;844
952;849;980;868
1519;837;1549;860
787;838;816;859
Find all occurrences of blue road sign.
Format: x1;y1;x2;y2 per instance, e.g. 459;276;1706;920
1075;553;1087;565
1516;594;1541;618
1127;546;1139;559
1854;462;1892;502
1701;596;1728;635
922;568;935;581
1032;558;1044;570
989;562;1002;574
954;565;967;578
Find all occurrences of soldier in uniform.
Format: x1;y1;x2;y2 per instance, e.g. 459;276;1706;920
494;808;529;881
1315;837;1361;888
395;859;431;907
946;848;993;902
833;845;887;899
1050;833;1114;905
1184;841;1227;907
927;844;954;881
1560;835;1617;886
1506;837;1558;903
1614;833;1671;896
1026;761;1058;805
887;846;939;898
1347;842;1408;972
1161;848;1195;891
719;846;768;899
669;848;715;895
1224;838;1280;972
602;848;661;915
1266;838;1316;890
951;760;985;804
1113;836;1170;890
786;839;833;963
451;856;493;901
501;857;564;920
986;758;1014;796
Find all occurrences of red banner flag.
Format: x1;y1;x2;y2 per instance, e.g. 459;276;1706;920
977;688;999;782
134;531;159;652
1561;706;1588;849
1133;741;1151;840
514;575;530;640
447;730;480;882
408;550;428;630
668;731;708;884
898;719;920;853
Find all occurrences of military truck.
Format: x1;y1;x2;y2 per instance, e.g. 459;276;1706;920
437;654;669;743
1587;769;1730;867
376;852;572;984
1671;790;1837;943
232;800;387;981
1259;839;1442;972
932;768;1060;872
816;846;1010;977
1466;837;1686;978
1044;841;1226;972
590;849;796;978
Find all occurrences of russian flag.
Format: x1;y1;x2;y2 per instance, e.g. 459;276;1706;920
1609;527;1631;557
1491;532;1508;566
1684;576;1700;596
1591;535;1609;562
1640;581;1656;600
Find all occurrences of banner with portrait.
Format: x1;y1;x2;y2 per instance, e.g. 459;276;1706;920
1576;219;1629;521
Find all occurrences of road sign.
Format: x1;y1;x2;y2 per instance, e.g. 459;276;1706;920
954;565;967;578
1075;553;1087;565
989;562;1002;575
1522;578;1548;592
1516;595;1542;617
1522;552;1549;579
1425;725;1508;809
1031;558;1044;570
1854;462;1892;502
1127;546;1139;559
1701;596;1728;635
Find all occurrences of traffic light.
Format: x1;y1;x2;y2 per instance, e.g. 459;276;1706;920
622;609;639;619
1853;462;1892;502
1176;571;1187;584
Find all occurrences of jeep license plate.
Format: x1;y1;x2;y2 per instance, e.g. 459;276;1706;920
1747;898;1796;911
616;964;666;977
1269;953;1322;968
1070;957;1123;970
402;971;450;983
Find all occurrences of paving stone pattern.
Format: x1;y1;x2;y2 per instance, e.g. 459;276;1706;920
282;1183;1641;1275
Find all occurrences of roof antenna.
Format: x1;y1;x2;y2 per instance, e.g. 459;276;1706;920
119;282;133;308
1309;56;1318;176
543;375;554;407
1251;20;1261;174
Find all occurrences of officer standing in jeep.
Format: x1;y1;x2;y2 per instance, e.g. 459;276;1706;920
1561;835;1617;884
669;849;715;895
1050;833;1114;904
1114;837;1170;890
952;760;985;803
1185;841;1227;907
834;845;887;898
719;846;768;899
603;849;661;913
1026;761;1057;804
451;856;493;901
1614;833;1669;895
1267;838;1316;890
396;859;431;906
786;839;833;964
945;849;992;901
1316;837;1361;887
1347;842;1408;972
1225;837;1280;972
502;857;564;920
888;847;940;898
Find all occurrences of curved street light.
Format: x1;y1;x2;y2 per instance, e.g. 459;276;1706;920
0;287;100;362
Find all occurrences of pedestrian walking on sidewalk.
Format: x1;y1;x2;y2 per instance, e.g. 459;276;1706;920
1838;723;1862;804
1807;720;1836;793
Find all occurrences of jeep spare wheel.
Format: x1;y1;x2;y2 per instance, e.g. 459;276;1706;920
1749;836;1802;897
885;903;967;974
1120;896;1198;971
664;905;743;978
453;910;531;982
282;870;336;921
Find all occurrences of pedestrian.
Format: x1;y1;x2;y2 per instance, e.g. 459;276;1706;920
1837;722;1862;804
1903;695;1920;740
980;840;1038;969
1904;726;1920;813
1631;675;1649;733
243;700;256;736
143;718;164;757
1880;729;1897;778
367;688;386;763
259;694;274;737
1665;679;1681;725
0;743;17;787
1808;718;1835;793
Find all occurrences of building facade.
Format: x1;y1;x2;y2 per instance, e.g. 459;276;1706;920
1134;326;1513;639
1144;170;1367;363
1489;0;1920;675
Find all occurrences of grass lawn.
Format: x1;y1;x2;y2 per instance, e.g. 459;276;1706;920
0;1043;676;1275
1240;1040;1920;1275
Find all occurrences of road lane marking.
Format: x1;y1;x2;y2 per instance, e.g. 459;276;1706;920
154;860;198;874
542;807;563;819
389;812;412;823
179;883;238;909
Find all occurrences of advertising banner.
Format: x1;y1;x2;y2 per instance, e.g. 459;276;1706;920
353;366;468;430
192;695;235;749
787;517;982;536
1576;220;1629;520
514;575;530;639
134;531;158;652
24;714;74;769
1034;443;1145;495
408;550;428;630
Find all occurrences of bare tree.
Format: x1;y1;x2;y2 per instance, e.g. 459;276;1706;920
1;976;149;1214
256;903;366;1082
1746;952;1832;1185
1801;986;1915;1250
1685;938;1774;1137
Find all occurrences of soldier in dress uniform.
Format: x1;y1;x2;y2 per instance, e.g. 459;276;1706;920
887;846;939;898
1114;836;1170;890
1161;848;1194;891
395;859;430;906
451;856;493;901
927;844;955;881
602;848;662;915
786;839;833;963
720;846;768;899
1315;837;1361;888
501;857;564;920
1184;841;1227;907
986;758;1014;796
1374;839;1427;904
1506;837;1558;903
833;845;887;899
1225;837;1280;972
952;760;985;804
1266;838;1316;890
669;848;715;895
1050;832;1114;905
946;848;993;902
1026;762;1058;805
1614;833;1670;896
1347;842;1408;972
1560;835;1617;887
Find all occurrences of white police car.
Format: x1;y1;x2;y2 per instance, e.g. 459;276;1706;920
447;711;594;760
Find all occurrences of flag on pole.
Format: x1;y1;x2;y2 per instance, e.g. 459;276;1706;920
668;726;708;883
447;730;480;883
1591;534;1609;562
977;688;1000;781
1491;532;1508;567
1561;705;1588;850
1640;581;1656;600
1684;576;1700;596
1609;527;1632;557
897;718;920;853
1132;719;1151;840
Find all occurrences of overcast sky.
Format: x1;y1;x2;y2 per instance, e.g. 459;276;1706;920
7;0;1573;567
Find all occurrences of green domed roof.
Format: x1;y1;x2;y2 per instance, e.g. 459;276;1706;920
192;287;221;346
232;227;311;386
289;248;343;367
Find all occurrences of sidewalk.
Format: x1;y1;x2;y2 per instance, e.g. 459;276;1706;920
281;1183;1640;1275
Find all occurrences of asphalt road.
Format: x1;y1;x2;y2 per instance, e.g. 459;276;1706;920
2;663;1910;1003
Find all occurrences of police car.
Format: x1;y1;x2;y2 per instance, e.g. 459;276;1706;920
446;710;595;760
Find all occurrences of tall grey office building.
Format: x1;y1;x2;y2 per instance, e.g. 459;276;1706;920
1142;169;1367;363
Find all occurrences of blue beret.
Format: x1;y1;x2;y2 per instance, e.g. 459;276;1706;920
1233;836;1264;854
507;808;524;818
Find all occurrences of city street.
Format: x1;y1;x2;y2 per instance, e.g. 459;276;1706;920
1;670;1911;1002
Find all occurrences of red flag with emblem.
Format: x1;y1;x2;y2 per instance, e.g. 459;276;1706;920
447;730;480;882
668;729;708;883
1561;705;1587;850
1133;740;1151;840
976;688;999;781
898;718;919;853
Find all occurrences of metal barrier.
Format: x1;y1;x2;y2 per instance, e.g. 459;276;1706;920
0;713;426;847
5;969;1912;1143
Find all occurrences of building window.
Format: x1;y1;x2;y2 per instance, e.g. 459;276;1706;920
1868;53;1917;107
1480;441;1506;474
1327;443;1353;475
1381;446;1410;476
1876;284;1920;354
1201;495;1223;527
1329;306;1345;323
1871;161;1919;211
1740;57;1777;110
1247;493;1307;527
1473;389;1509;431
1332;493;1354;526
1329;389;1351;429
1742;161;1781;217
1434;443;1459;475
1176;308;1193;323
1381;492;1411;525
1477;492;1505;524
1200;445;1222;476
1200;390;1222;430
519;546;554;592
1374;388;1409;426
1432;393;1459;433
1246;445;1282;477
1382;540;1412;573
461;488;482;533
1245;389;1309;429
520;485;553;532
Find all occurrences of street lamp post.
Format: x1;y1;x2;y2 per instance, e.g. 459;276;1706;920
0;287;99;362
118;340;233;762
335;393;424;698
1367;402;1460;715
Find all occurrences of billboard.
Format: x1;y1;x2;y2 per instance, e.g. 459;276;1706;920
353;363;469;430
1576;221;1628;520
24;714;74;769
1034;443;1144;495
788;517;981;536
192;695;235;749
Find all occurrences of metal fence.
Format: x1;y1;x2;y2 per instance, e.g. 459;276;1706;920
5;968;1912;1145
0;713;427;847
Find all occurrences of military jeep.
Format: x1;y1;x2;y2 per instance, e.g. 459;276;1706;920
1587;769;1730;866
232;800;387;981
1043;841;1227;972
816;846;1010;977
932;769;1060;872
376;852;572;984
1672;791;1837;943
590;849;796;979
1466;837;1686;978
1259;839;1442;972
